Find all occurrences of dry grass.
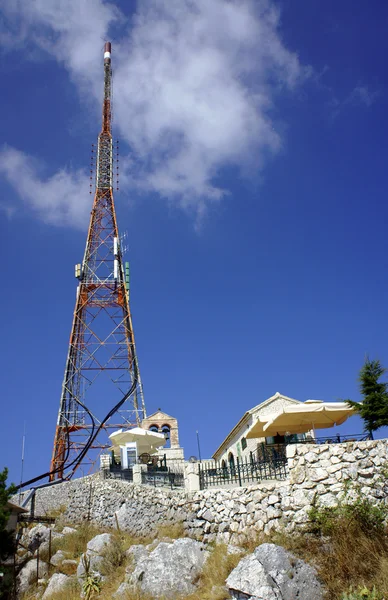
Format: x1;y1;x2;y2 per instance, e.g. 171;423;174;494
22;503;388;600
118;591;155;600
51;521;105;559
44;504;68;521
116;529;154;552
184;544;242;600
21;578;80;600
58;560;78;576
97;563;127;598
156;520;187;540
236;530;266;555
267;519;388;600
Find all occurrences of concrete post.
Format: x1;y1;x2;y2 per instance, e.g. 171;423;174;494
100;454;110;470
184;462;201;492
133;464;147;485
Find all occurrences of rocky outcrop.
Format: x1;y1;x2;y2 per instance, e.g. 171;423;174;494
77;533;114;583
226;543;323;600
86;532;113;554
26;524;62;552
17;558;49;595
16;519;325;600
61;526;77;535
42;573;72;599
123;538;209;598
50;550;66;566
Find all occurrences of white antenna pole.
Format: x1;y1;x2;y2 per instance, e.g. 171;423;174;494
19;421;26;504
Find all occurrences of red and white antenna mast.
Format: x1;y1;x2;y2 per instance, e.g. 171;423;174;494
49;43;146;480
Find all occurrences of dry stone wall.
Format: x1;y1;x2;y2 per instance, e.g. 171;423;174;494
25;439;388;544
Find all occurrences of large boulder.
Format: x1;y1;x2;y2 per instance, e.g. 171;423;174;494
77;532;114;584
50;550;66;566
128;538;208;598
27;525;50;552
77;554;105;583
87;532;113;554
27;525;62;552
226;543;323;600
114;582;132;598
17;559;49;595
125;544;149;564
61;526;77;535
42;573;71;599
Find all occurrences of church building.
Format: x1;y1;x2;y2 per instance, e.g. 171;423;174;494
212;392;305;466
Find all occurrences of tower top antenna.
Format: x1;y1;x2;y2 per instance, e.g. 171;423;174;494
101;41;112;135
104;42;111;62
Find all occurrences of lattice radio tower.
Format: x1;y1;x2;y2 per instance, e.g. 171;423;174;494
50;43;146;480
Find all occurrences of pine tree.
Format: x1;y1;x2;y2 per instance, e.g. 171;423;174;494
347;358;388;437
0;468;17;600
0;467;17;561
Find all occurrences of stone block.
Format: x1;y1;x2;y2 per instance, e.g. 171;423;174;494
286;445;297;459
201;509;215;522
290;466;306;484
318;493;338;508
342;453;356;463
327;463;343;474
267;506;281;519
305;452;319;463
267;494;279;505
292;489;311;508
358;468;374;478
310;468;328;482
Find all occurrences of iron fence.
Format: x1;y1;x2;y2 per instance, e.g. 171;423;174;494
251;444;287;465
141;468;184;489
103;467;133;482
289;433;371;445
199;455;288;489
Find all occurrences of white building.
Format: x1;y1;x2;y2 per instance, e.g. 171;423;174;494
212;392;306;467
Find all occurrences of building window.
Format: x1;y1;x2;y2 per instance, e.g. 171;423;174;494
126;447;137;467
161;425;171;448
241;437;247;450
228;452;235;474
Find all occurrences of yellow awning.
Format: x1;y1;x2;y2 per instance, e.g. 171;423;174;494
246;400;356;438
262;401;355;436
109;427;166;457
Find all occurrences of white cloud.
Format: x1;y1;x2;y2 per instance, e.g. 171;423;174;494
347;85;379;107
0;146;90;228
329;84;379;120
0;0;308;226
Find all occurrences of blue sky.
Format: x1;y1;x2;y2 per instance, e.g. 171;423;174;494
1;0;388;485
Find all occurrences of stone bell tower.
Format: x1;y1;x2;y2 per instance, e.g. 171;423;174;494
141;409;184;465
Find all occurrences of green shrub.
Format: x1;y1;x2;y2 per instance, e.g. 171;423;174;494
81;555;102;600
342;585;383;600
99;535;125;575
308;484;388;538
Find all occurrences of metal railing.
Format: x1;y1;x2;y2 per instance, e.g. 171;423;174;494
139;454;168;472
103;466;133;481
141;468;184;489
251;444;287;465
286;433;371;445
199;454;288;490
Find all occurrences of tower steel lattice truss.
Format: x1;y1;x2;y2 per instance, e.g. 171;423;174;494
50;43;146;480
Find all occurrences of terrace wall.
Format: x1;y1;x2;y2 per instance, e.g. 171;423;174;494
20;439;388;544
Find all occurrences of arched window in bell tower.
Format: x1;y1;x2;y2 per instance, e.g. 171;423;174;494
161;424;171;448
